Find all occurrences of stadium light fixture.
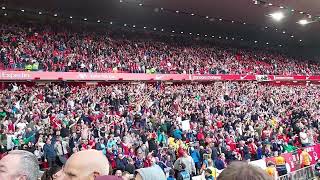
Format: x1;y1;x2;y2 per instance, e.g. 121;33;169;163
266;42;269;45
191;13;194;16
291;9;295;12
69;16;73;19
231;21;234;23
139;3;143;6
299;11;304;14
181;31;184;34
219;18;222;21
269;12;285;21
279;6;284;9
153;28;156;30
268;3;273;6
172;30;175;33
21;9;25;12
2;6;5;10
189;32;192;35
132;25;135;27
282;31;286;34
110;22;113;24
297;19;309;25
161;29;164;31
299;39;302;42
97;20;101;23
84;18;87;21
254;40;258;43
243;22;246;24
39;12;42;15
4;13;7;16
291;35;294;38
53;13;57;17
143;26;146;29
205;16;209;19
175;10;179;13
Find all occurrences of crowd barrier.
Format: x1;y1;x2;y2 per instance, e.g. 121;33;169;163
1;71;320;82
278;165;315;180
191;144;320;180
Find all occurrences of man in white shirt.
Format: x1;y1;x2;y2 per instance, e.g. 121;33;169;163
300;129;309;147
54;137;69;165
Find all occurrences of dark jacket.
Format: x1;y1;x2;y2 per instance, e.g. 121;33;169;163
43;143;56;159
116;157;128;171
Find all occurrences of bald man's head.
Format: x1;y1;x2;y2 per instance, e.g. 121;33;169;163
57;150;109;180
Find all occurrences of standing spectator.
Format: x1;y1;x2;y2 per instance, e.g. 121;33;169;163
190;147;201;174
176;163;191;180
116;154;128;172
43;138;57;167
174;150;196;176
54;137;69;165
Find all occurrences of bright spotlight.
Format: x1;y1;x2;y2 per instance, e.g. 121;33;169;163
269;12;285;21
297;19;309;25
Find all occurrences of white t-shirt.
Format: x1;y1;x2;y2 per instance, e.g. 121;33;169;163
16;122;27;130
300;132;308;144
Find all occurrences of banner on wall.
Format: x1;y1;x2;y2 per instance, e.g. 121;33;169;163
1;71;320;82
256;75;270;82
261;144;320;172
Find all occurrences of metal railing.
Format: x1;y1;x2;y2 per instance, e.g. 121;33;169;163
278;165;315;180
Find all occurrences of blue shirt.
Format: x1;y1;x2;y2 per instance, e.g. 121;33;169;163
43;143;56;159
173;129;183;140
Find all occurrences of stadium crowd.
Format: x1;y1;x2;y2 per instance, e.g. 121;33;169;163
0;81;320;179
1;23;320;75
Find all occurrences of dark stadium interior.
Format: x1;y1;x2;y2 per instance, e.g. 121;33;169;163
1;0;320;59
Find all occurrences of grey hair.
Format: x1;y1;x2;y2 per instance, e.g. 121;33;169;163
8;150;40;180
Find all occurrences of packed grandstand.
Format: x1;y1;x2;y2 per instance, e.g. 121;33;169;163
1;2;320;180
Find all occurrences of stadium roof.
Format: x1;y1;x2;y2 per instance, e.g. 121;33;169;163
1;0;320;59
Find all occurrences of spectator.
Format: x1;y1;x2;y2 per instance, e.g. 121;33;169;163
43;138;57;167
214;154;226;170
265;162;277;179
114;169;123;178
0;150;40;180
135;164;166;180
41;164;62;180
174;150;196;176
56;150;109;180
167;169;176;180
176;163;191;180
204;169;215;180
217;161;272;180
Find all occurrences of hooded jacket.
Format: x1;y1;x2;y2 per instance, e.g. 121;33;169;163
135;165;166;180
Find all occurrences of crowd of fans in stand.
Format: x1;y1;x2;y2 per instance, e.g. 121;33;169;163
1;23;320;75
0;81;320;179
